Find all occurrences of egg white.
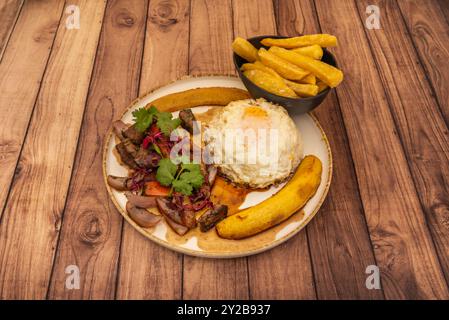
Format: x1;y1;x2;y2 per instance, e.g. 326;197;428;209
203;99;303;188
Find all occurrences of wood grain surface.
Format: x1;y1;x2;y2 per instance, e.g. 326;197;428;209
314;0;448;299
0;0;23;60
0;0;107;299
116;0;189;300
357;0;449;290
182;0;249;300
0;0;64;220
47;0;147;300
275;0;383;300
235;0;316;300
0;0;448;300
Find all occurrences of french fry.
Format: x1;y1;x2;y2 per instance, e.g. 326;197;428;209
243;69;297;98
269;46;343;88
291;45;323;60
284;80;318;97
241;61;283;80
232;37;259;62
261;34;338;48
298;73;316;85
258;48;309;81
316;81;329;93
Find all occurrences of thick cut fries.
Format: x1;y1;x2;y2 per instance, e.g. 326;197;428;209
291;44;323;59
316;81;329;93
232;37;259;62
216;155;322;239
298;73;316;85
269;46;343;88
258;48;309;81
284;80;318;97
243;69;297;98
241;61;283;80
261;34;338;48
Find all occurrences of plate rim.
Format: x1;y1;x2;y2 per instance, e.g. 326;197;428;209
102;74;333;258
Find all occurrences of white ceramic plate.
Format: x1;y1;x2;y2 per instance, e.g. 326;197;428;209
103;75;332;258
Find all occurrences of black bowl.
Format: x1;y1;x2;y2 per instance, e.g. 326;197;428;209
233;35;337;114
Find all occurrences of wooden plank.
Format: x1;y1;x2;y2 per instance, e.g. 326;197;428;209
0;0;64;220
273;0;382;300
0;0;23;60
182;0;249;300
115;0;190;299
437;0;449;22
397;0;449;124
233;0;316;300
356;0;449;288
188;0;235;76
47;0;147;300
0;0;107;299
313;0;449;299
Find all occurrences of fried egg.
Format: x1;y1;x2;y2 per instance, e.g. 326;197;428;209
204;98;303;188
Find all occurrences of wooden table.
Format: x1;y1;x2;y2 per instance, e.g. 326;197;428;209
0;0;448;300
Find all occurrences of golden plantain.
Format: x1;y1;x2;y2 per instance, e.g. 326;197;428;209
147;87;251;112
216;155;322;239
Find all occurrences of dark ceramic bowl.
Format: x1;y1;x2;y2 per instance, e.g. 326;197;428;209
233;35;337;114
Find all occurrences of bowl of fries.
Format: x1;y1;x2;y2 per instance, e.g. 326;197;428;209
232;35;343;113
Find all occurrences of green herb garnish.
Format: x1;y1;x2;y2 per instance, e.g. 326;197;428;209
132;105;181;135
156;159;204;196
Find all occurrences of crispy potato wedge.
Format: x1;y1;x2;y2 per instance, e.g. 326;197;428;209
291;45;323;60
216;155;322;239
261;34;338;48
241;61;283;80
316;81;329;93
269;46;343;88
298;73;316;85
258;48;309;81
147;87;251;112
284;80;319;97
243;69;297;98
232;37;259;62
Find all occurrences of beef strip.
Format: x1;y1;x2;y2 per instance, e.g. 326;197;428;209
179;109;198;134
126;202;161;228
164;215;189;236
107;175;129;191
134;148;161;168
198;205;228;232
116;140;138;169
112;120;127;141
156;198;184;225
123;124;144;145
124;191;158;208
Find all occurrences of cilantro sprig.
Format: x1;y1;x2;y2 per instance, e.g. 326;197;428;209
132;106;181;135
156;159;204;196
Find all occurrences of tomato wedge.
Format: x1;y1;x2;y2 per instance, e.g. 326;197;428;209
144;181;170;196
